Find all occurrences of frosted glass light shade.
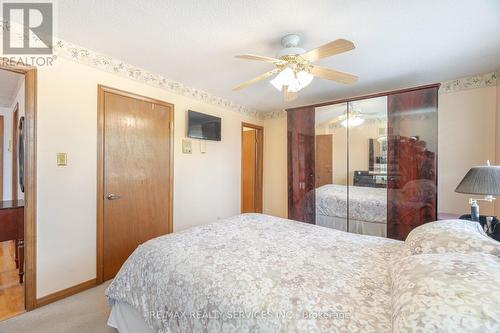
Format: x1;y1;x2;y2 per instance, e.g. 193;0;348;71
270;68;314;92
341;116;365;128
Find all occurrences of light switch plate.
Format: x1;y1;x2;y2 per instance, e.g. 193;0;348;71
57;153;68;166
182;139;192;154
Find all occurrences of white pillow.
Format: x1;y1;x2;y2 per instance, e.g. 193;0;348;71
405;219;500;257
391;252;500;333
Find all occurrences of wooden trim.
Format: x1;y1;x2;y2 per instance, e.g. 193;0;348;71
96;87;104;284
0;64;37;311
35;279;97;308
24;68;37;310
97;85;175;109
286;83;441;111
12;103;19;200
241;122;264;213
96;85;175;284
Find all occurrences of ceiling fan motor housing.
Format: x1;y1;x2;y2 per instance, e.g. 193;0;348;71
277;34;306;58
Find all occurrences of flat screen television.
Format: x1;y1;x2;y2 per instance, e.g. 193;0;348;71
187;110;221;141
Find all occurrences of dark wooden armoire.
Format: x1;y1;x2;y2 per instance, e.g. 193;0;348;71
287;84;439;240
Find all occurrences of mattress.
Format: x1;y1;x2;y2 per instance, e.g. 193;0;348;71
106;213;404;332
315;184;387;223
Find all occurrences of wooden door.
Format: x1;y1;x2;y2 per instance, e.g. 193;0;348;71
315;134;333;187
102;90;173;281
287;107;316;224
242;129;257;212
241;124;263;213
387;86;438;240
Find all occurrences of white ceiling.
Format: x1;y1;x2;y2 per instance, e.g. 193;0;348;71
54;0;500;112
0;70;23;108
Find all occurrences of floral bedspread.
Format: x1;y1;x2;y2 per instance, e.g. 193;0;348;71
315;184;387;223
106;213;404;333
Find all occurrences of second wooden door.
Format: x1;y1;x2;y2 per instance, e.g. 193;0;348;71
241;124;263;213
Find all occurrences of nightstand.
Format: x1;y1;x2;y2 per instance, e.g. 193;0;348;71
458;214;500;242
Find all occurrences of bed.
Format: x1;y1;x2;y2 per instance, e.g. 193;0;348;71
315;184;387;237
106;214;500;333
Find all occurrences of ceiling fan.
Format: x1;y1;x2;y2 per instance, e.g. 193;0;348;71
232;34;358;101
322;103;385;128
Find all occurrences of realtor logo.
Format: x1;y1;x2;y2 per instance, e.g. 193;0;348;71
2;2;53;54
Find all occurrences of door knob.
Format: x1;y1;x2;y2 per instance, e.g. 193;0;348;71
106;194;121;200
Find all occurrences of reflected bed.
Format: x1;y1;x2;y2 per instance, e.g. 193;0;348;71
315;184;387;237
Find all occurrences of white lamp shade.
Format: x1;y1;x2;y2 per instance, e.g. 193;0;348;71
270;68;313;92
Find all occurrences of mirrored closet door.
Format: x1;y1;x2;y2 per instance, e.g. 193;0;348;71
314;103;348;231
287;85;439;240
347;98;388;237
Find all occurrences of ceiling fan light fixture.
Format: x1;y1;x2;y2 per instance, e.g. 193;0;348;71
270;67;314;92
341;116;364;128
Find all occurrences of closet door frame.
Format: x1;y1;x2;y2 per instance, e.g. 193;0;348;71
289;84;440;109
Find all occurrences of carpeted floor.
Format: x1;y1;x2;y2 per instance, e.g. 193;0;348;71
0;281;116;333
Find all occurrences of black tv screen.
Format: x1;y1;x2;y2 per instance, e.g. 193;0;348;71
187;110;221;141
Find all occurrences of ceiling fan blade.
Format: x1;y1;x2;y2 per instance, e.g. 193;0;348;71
235;54;283;64
310;65;358;84
301;39;355;62
283;85;298;102
232;69;279;91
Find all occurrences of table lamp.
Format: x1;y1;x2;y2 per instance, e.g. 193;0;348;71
455;160;500;221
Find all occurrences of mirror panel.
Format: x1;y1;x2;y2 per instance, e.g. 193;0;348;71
347;97;388;237
314;103;348;231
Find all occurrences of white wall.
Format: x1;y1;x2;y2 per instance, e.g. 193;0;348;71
36;57;262;297
438;86;497;215
0;106;13;199
262;116;287;218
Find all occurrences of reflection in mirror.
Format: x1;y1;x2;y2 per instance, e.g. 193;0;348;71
348;98;388;237
314;97;388;237
315;103;348;231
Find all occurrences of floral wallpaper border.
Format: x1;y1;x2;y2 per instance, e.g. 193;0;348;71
259;71;499;119
439;71;497;94
260;109;287;120
0;19;260;119
1;20;497;120
52;40;262;119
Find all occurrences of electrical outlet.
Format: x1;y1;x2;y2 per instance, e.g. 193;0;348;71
182;139;192;154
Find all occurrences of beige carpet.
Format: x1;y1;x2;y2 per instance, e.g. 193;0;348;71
0;281;116;333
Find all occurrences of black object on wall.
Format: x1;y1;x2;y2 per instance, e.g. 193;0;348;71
19;116;25;193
